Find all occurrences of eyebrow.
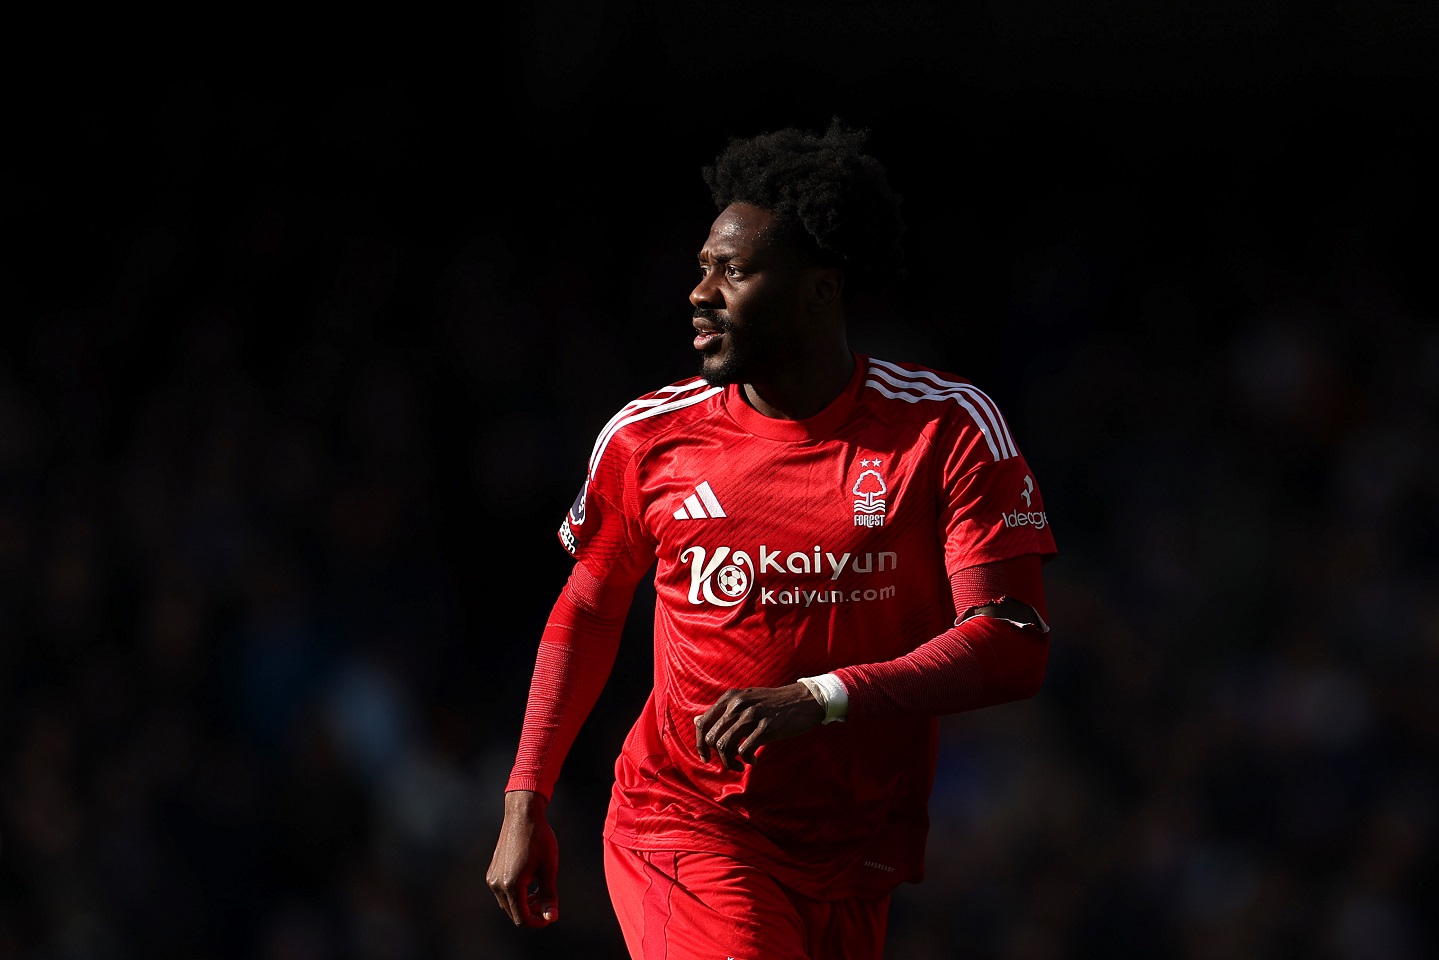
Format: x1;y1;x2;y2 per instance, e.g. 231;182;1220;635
699;242;757;261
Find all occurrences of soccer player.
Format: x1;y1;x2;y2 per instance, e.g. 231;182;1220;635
487;119;1057;960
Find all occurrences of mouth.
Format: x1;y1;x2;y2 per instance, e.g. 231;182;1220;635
692;315;727;352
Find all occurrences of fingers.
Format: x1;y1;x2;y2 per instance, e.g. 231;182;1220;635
694;696;736;765
487;799;559;929
487;835;534;926
711;729;743;771
534;849;559;923
694;684;826;769
694;696;743;769
490;875;556;928
531;894;558;924
735;720;770;764
694;692;772;770
488;872;530;926
487;856;533;927
694;713;709;763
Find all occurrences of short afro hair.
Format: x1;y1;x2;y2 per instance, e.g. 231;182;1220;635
702;117;907;294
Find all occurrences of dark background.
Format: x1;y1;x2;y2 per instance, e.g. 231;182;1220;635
4;4;1437;958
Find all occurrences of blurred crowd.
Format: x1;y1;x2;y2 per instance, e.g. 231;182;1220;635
3;77;1436;960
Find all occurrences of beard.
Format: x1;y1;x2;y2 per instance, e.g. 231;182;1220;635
699;341;746;387
695;308;789;388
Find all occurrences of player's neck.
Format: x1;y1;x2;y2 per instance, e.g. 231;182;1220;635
742;349;855;421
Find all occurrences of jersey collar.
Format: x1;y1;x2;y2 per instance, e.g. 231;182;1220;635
723;352;867;441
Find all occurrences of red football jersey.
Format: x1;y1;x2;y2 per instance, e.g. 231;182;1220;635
557;353;1057;899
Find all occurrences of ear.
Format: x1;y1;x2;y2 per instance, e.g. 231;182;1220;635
806;267;845;312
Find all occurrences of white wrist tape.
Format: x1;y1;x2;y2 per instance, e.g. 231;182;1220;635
797;673;849;724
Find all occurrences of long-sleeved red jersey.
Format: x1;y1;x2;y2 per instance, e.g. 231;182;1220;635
507;353;1057;899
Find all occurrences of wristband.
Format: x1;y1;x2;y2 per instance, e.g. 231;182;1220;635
797;673;849;724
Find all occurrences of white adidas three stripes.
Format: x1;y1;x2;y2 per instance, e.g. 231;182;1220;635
672;481;727;520
865;359;1018;462
583;361;1017;487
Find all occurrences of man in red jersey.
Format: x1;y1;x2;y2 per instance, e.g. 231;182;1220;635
488;119;1057;960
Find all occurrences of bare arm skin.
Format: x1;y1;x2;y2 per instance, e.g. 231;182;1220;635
487;790;559;928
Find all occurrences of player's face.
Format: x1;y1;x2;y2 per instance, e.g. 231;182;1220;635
689;203;812;388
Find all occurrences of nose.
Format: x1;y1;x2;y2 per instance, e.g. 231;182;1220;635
689;271;721;310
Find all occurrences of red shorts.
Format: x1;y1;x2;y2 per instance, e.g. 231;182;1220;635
603;839;891;960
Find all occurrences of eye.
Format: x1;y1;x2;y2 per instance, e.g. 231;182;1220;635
725;263;744;278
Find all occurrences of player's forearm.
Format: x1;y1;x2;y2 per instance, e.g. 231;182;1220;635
832;614;1049;720
505;630;618;798
505;567;631;799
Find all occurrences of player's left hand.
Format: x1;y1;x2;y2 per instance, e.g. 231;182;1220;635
694;683;826;770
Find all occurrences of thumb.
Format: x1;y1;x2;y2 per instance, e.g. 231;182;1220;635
537;859;560;922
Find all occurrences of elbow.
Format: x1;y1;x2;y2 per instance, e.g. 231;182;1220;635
1018;627;1050;698
1016;654;1048;700
992;629;1049;704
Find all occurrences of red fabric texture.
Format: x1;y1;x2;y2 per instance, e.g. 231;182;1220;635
504;563;631;800
603;840;890;960
834;554;1050;720
949;552;1049;624
517;354;1058;898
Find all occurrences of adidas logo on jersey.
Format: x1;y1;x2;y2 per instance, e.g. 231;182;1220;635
673;481;727;520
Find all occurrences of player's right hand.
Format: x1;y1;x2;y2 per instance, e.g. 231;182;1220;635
694;682;826;770
487;790;560;928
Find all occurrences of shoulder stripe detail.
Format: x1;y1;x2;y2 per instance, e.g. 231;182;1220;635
588;380;723;477
865;359;1018;461
868;359;1015;456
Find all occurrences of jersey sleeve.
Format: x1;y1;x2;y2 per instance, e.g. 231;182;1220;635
557;434;657;587
834;611;1049;720
937;399;1057;573
505;562;635;799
